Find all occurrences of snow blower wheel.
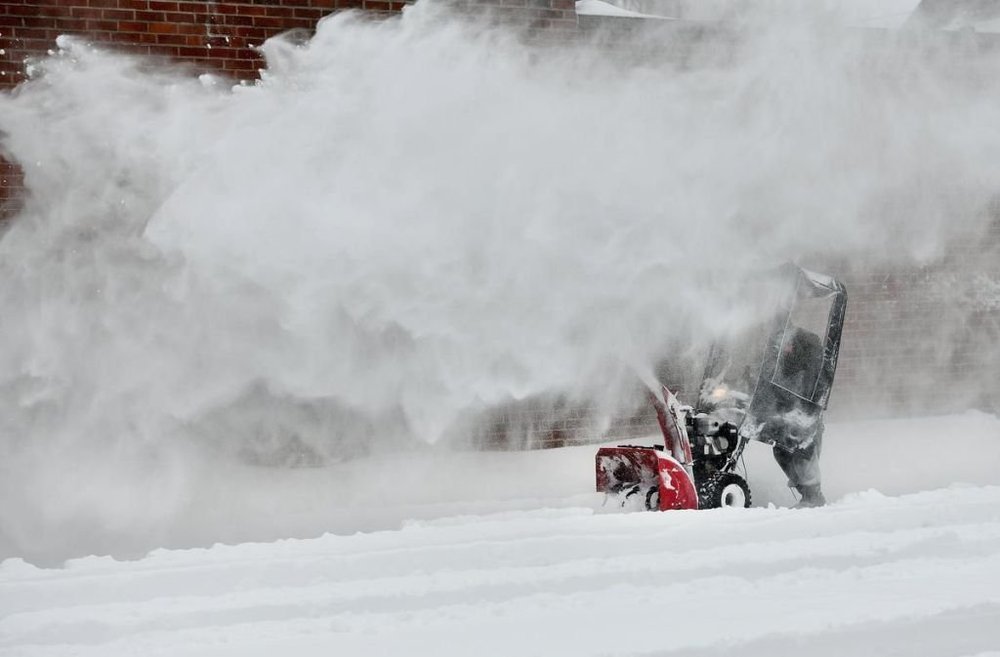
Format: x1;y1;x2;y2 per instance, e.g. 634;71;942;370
615;484;662;511
699;473;751;509
619;484;641;508
645;486;659;511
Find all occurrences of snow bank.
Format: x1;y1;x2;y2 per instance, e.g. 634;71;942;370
3;483;1000;656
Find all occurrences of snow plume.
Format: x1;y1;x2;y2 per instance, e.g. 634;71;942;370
1;2;999;561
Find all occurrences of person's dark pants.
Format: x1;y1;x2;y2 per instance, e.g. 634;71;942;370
772;427;823;491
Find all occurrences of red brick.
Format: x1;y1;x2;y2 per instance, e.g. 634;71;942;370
18;36;55;48
162;11;196;23
222;13;254;25
292;7;323;19
35;5;72;17
262;5;294;17
236;4;267;15
171;23;200;35
27;27;62;39
221;35;247;47
250;15;287;28
176;2;206;13
70;7;106;19
85;19;119;30
232;24;267;38
222;57;256;70
117;19;147;31
22;16;59;28
148;20;177;32
9;4;49;16
102;8;136;19
204;44;242;57
153;32;186;43
148;1;177;11
175;22;205;34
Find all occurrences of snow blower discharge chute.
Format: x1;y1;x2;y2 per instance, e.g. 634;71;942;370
595;265;847;511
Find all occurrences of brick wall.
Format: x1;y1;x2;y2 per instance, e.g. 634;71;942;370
1;0;401;216
0;0;575;92
0;156;22;220
1;2;998;449
0;0;573;214
0;0;409;91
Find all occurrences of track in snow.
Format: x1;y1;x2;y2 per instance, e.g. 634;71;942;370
3;485;1000;656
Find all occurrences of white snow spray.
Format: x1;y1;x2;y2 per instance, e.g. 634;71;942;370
1;2;998;562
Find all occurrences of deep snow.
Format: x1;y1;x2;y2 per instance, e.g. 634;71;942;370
6;486;1000;657
2;412;1000;656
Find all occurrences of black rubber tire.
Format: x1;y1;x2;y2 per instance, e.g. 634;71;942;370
617;483;643;509
698;472;752;509
644;486;659;511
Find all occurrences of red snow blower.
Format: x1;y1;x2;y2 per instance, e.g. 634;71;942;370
596;265;847;511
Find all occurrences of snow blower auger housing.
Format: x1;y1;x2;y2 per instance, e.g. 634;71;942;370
596;265;848;511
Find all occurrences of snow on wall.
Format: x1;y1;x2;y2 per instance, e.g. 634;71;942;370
578;0;924;25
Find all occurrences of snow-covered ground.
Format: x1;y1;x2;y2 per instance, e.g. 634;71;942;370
3;412;1000;656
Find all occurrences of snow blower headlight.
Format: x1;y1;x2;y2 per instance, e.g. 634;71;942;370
710;385;729;401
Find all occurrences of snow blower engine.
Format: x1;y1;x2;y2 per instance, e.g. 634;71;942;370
596;265;848;511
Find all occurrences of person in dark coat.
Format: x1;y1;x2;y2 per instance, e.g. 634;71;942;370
759;327;827;507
